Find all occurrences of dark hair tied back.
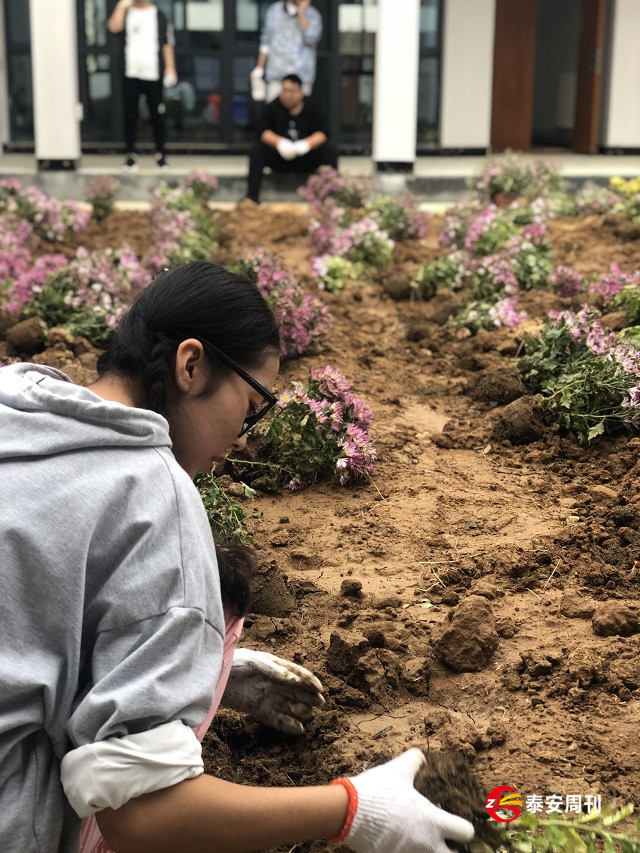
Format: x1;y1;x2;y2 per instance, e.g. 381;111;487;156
97;262;280;416
215;541;256;617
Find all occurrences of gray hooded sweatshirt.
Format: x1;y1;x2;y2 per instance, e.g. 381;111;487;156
0;364;224;852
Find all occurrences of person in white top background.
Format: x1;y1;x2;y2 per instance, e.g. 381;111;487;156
107;0;177;170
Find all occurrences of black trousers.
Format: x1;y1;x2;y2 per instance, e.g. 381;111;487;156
123;76;165;155
247;141;338;202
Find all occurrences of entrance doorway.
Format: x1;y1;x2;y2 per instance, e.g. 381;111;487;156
490;0;606;154
4;1;444;154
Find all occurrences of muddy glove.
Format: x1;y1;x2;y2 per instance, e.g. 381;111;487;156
221;649;325;735
276;138;298;161
331;749;474;853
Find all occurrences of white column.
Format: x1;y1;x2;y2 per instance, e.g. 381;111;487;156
29;0;81;169
601;0;640;149
372;0;421;172
440;0;496;150
0;3;9;153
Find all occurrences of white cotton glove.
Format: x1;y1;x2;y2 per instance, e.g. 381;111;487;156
293;139;311;156
340;749;475;853
277;138;298;161
250;67;266;101
251;79;267;101
163;71;178;88
221;648;325;735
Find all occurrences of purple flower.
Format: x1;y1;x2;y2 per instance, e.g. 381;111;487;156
489;296;528;328
237;249;332;358
588;263;640;303
4;253;67;315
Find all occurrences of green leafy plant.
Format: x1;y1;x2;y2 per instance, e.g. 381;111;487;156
85;176;120;222
411;256;460;300
494;802;640;852
618;326;640;348
447;299;499;334
473;151;563;202
511;242;554;291
610;176;640;224
179;171;219;202
519;312;640;443
20;272;113;347
195;474;254;545
367;194;430;241
229;249;331;358
146;183;218;270
311;255;362;293
605;285;640;325
20;269;83;325
232;365;376;490
466;213;518;256
63;311;113;347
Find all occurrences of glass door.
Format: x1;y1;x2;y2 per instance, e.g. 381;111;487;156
417;0;442;150
336;0;376;152
4;0;34;145
164;0;224;145
78;0;117;144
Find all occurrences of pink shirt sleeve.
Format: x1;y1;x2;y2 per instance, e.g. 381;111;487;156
78;612;244;853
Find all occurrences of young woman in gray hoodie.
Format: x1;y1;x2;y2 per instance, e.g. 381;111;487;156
0;261;473;853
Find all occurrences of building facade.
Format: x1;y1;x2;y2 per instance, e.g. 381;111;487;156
0;0;638;165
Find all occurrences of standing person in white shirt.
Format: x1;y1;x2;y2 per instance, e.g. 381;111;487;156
107;0;177;170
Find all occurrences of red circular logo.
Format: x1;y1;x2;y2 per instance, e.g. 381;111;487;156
486;786;523;822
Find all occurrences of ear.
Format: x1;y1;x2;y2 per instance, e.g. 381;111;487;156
174;338;208;394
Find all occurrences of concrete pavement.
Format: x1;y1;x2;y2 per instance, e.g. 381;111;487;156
1;151;639;203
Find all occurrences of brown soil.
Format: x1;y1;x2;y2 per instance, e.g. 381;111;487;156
414;751;506;851
3;206;640;851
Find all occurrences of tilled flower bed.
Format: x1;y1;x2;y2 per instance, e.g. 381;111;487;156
2;204;640;851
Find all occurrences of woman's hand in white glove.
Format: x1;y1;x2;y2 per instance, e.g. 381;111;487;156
334;749;474;853
221;648;325;735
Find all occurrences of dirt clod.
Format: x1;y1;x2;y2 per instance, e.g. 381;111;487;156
559;592;596;619
435;596;499;673
325;632;369;676
5;316;46;354
491;396;547;444
340;579;363;598
465;369;526;406
592;601;640;636
249;566;296;617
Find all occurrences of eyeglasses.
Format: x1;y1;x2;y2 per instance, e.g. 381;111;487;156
198;337;277;437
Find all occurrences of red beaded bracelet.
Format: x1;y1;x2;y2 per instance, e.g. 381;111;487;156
328;777;359;843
